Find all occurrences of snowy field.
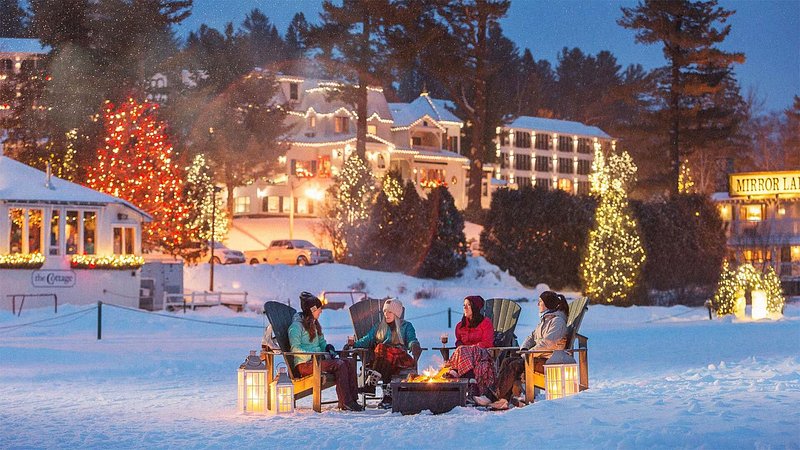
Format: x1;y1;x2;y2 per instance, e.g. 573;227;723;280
1;257;799;449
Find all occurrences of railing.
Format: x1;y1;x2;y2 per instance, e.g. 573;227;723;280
164;291;248;313
727;219;800;244
7;293;57;316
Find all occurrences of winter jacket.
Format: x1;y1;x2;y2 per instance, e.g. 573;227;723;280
354;319;419;351
287;312;329;367
455;316;494;348
520;310;568;356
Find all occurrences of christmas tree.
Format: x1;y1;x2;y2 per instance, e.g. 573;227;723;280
323;153;375;262
582;148;646;305
417;186;467;279
85;98;189;253
183;154;228;247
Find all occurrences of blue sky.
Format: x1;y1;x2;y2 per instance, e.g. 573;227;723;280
177;0;800;113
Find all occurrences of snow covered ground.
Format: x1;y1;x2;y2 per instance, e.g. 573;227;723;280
1;257;799;449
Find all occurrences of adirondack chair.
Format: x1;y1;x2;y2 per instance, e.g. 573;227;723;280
520;296;589;403
434;298;522;364
262;301;337;412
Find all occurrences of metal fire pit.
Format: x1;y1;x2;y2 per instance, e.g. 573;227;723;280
391;380;468;415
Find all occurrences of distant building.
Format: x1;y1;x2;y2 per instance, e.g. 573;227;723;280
0;38;48;119
713;170;800;294
231;76;469;217
491;117;614;207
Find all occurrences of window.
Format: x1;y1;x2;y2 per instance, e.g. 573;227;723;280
448;136;458;152
514;154;531;171
367;124;377;135
577;138;592;154
514;131;531;148
0;59;12;73
49;210;60;255
377;154;386;169
499;132;509;146
334;116;349;133
289;82;298;100
281;197;292;213
83;211;96;255
234;196;250;214
535;156;550;172
535;133;550;150
292;159;317;177
66;210;79;255
262;196;280;213
577;181;591;195
113;227;136;255
308;114;316;129
558;157;573;174
558;136;572;152
500;152;510;169
20;59;38;73
297;198;313;215
557;178;573;192
741;204;765;222
517;177;532;188
535;178;552;190
577;159;591;175
412;136;422;146
317;156;331;177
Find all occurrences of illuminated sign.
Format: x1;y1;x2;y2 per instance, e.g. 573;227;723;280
729;171;800;197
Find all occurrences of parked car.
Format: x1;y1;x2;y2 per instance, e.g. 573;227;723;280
184;241;245;265
245;239;333;266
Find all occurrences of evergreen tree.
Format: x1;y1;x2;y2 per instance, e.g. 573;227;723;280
322;154;376;263
85;98;190;254
396;180;429;275
241;9;284;68
182;154;228;257
581;148;646;306
417;186;467;279
619;0;745;195
0;0;28;37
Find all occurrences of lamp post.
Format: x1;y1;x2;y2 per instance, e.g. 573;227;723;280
209;185;223;292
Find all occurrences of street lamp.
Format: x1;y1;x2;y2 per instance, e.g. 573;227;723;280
209;185;223;292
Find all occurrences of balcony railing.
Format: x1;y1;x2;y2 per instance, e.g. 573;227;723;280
726;219;800;245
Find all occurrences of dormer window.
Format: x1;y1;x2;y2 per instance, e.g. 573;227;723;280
412;136;422;146
423;120;429;127
335;116;349;134
308;114;316;129
289;82;299;100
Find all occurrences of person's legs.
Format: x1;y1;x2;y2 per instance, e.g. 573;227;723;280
315;359;358;409
495;356;525;400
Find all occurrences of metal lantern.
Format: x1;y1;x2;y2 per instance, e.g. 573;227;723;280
544;350;579;400
751;289;767;320
270;364;295;414
237;350;268;414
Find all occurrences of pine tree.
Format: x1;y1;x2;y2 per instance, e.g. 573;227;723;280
397;180;429;275
322;153;376;262
417;186;467;279
183;154;228;248
581;148;646;305
85;98;190;254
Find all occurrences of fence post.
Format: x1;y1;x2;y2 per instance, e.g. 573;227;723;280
97;301;102;340
54;294;58;314
447;307;452;328
704;300;713;320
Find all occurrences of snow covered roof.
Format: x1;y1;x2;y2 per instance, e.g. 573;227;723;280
389;93;462;128
0;38;49;55
276;78;392;121
507;116;612;138
0;156;150;219
391;147;468;163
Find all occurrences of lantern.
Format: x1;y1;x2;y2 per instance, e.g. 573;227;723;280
270;364;295;414
544;350;579;400
751;289;767;320
237;350;268;414
734;290;746;319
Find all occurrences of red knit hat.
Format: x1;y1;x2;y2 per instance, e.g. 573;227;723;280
464;295;485;312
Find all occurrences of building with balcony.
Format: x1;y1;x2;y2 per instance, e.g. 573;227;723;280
493;117;614;198
230;76;468;218
0;38;48;119
713;170;800;293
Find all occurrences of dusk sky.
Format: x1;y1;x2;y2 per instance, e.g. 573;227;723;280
177;0;800;114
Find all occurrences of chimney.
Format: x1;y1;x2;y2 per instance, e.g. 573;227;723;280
45;162;53;189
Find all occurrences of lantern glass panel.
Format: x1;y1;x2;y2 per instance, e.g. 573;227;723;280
238;369;267;414
751;290;767;320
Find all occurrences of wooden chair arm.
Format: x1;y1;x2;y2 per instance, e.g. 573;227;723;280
488;346;519;352
518;348;587;356
576;333;588;348
431;346;457;351
274;351;332;356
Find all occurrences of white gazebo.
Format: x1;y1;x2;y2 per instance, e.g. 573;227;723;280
0;153;151;310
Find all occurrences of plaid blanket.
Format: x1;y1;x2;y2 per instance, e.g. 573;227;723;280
447;345;497;396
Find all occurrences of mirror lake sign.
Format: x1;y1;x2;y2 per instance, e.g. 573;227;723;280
32;270;76;288
729;171;800;197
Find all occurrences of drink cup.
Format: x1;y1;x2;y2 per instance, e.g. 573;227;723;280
440;333;448;345
347;335;355;346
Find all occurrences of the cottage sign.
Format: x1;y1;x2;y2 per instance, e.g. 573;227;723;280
31;270;76;288
729;171;800;197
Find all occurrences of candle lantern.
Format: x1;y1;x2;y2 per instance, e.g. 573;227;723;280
734;290;746;319
237;350;268;414
751;289;767;320
270;364;295;414
544;350;579;400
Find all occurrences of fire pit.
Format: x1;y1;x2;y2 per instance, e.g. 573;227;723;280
391;375;469;415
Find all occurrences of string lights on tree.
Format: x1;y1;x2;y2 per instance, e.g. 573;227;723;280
184;154;228;244
84;98;190;254
712;261;785;317
581;147;646;306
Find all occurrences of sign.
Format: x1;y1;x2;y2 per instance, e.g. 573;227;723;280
729;171;800;197
31;270;76;288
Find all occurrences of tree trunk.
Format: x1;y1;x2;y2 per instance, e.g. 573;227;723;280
669;53;681;197
356;11;370;160
466;2;490;212
226;181;235;217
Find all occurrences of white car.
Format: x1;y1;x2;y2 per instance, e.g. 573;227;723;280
244;239;334;266
185;242;245;265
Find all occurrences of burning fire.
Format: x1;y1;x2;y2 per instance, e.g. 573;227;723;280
406;366;453;383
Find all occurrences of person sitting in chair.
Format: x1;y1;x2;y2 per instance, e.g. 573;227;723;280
288;292;363;411
476;290;569;409
443;295;497;398
346;298;421;409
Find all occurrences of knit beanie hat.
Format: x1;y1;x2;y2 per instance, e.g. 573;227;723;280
464;295;485;313
383;298;404;317
300;291;322;315
539;291;561;311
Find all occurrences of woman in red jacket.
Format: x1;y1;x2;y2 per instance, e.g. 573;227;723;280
444;295;497;397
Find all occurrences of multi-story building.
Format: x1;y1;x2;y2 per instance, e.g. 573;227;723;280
231;76;469;217
713;170;800;294
0;38;48;119
493;117;614;198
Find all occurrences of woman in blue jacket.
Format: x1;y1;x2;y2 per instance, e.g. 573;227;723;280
348;298;421;408
288;292;362;411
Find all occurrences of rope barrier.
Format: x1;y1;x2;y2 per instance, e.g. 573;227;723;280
103;303;265;329
643;308;698;323
0;305;97;332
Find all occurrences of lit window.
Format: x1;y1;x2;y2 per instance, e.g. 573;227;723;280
308;115;316;129
334;116;349;133
558;178;573;192
66;210;79;255
234;196;251;214
113;227;136;255
741;205;764;222
49;210;60;255
367;124;377;134
83;211;96;255
412;136;422;146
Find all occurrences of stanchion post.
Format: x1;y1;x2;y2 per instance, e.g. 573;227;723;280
97;301;102;340
54;294;58;314
447;307;452;328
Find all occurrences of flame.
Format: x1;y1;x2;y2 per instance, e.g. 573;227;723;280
406;365;454;383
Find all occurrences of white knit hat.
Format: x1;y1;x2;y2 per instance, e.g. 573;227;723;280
383;298;403;317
